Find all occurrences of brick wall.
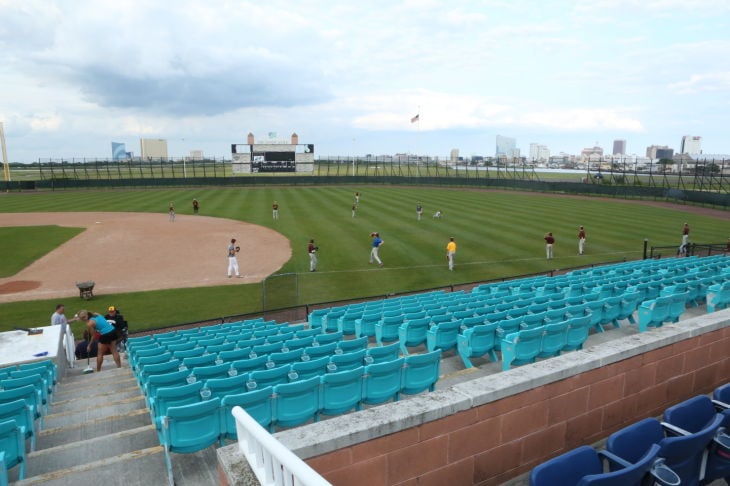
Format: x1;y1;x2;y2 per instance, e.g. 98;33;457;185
305;325;730;486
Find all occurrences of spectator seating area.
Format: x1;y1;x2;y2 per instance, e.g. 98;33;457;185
530;382;730;486
127;317;442;483
310;255;729;371
0;359;58;483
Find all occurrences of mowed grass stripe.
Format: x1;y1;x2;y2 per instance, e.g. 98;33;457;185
0;186;727;331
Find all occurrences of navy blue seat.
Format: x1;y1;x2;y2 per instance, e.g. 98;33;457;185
530;444;665;486
607;415;722;486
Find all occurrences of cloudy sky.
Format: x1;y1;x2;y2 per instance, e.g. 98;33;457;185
1;0;729;162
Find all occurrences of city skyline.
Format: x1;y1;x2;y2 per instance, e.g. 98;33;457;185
1;1;729;162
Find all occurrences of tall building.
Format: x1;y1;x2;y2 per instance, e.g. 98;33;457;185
646;145;672;159
140;138;168;159
680;135;702;154
111;142;126;160
581;145;603;158
612;139;626;155
449;149;459;163
529;143;550;162
496;135;518;158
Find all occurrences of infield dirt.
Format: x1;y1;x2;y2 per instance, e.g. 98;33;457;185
0;212;291;303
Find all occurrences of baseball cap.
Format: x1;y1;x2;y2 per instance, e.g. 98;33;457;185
107;306;116;312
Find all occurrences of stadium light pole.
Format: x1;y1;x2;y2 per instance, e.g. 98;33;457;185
352;137;355;177
0;122;10;184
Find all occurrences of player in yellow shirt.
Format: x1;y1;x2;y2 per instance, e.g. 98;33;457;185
446;237;456;271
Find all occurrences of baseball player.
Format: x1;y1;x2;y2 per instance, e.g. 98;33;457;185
369;232;384;267
272;201;279;220
227;238;242;278
308;239;318;272
578;226;586;255
544;232;555;260
446;237;456;271
416;204;423;220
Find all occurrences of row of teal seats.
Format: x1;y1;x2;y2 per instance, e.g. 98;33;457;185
131;331;356;382
136;340;401;394
127;320;295;351
128;324;321;370
530;382;730;486
126;318;290;351
155;351;442;486
499;315;595;371
474;255;727;297
0;362;57;458
150;350;442;438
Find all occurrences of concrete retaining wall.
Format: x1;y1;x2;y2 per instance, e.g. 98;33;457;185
217;309;730;486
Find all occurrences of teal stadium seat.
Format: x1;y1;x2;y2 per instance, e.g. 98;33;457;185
161;398;223;486
637;296;673;331
320;367;364;416
290;356;330;381
203;374;249;400
248;365;292;389
273;377;321;428
365;342;401;364
329;349;366;372
221;387;274;436
563;315;592;351
538;321;569;358
706;281;730;313
401;350;441;395
337;336;369;354
426;320;460;353
501;328;543;371
0;420;26;481
0;399;35;452
363;358;404;404
457;323;499;368
397;318;430;356
303;342;338;360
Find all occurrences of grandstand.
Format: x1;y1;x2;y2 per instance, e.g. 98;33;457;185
1;255;728;485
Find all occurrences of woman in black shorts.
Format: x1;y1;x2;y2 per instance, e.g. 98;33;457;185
77;310;122;372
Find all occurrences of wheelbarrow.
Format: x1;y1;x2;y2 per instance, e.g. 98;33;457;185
76;281;95;300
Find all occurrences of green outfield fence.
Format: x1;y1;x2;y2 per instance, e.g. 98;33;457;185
3;158;729;206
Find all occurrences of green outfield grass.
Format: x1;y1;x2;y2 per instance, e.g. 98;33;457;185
0;225;84;277
0;186;726;335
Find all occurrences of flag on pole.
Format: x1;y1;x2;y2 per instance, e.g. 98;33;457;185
410;114;419;123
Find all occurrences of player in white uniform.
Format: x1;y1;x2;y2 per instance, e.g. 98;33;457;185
227;239;241;278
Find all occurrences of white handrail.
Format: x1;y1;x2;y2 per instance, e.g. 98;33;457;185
232;406;332;486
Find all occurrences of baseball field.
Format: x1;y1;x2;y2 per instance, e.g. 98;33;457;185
0;185;727;335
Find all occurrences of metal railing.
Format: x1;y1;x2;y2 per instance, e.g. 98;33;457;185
232;406;332;486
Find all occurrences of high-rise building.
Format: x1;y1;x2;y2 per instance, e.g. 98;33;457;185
496;135;517;158
680;135;701;154
646;145;671;159
140;138;168;159
612;139;626;155
111;142;126;161
450;149;459;163
529;143;550;162
581;145;603;159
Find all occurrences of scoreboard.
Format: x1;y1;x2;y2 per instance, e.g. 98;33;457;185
231;143;315;174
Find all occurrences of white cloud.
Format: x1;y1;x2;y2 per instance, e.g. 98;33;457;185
28;114;62;131
669;72;730;94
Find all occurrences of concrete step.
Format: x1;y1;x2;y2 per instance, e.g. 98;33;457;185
12;445;169;486
38;408;152;449
61;362;134;385
43;395;147;430
13;444;222;485
56;375;137;393
50;385;142;414
26;425;160;476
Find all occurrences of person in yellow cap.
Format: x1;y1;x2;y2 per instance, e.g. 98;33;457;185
446;237;457;271
104;306;128;352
